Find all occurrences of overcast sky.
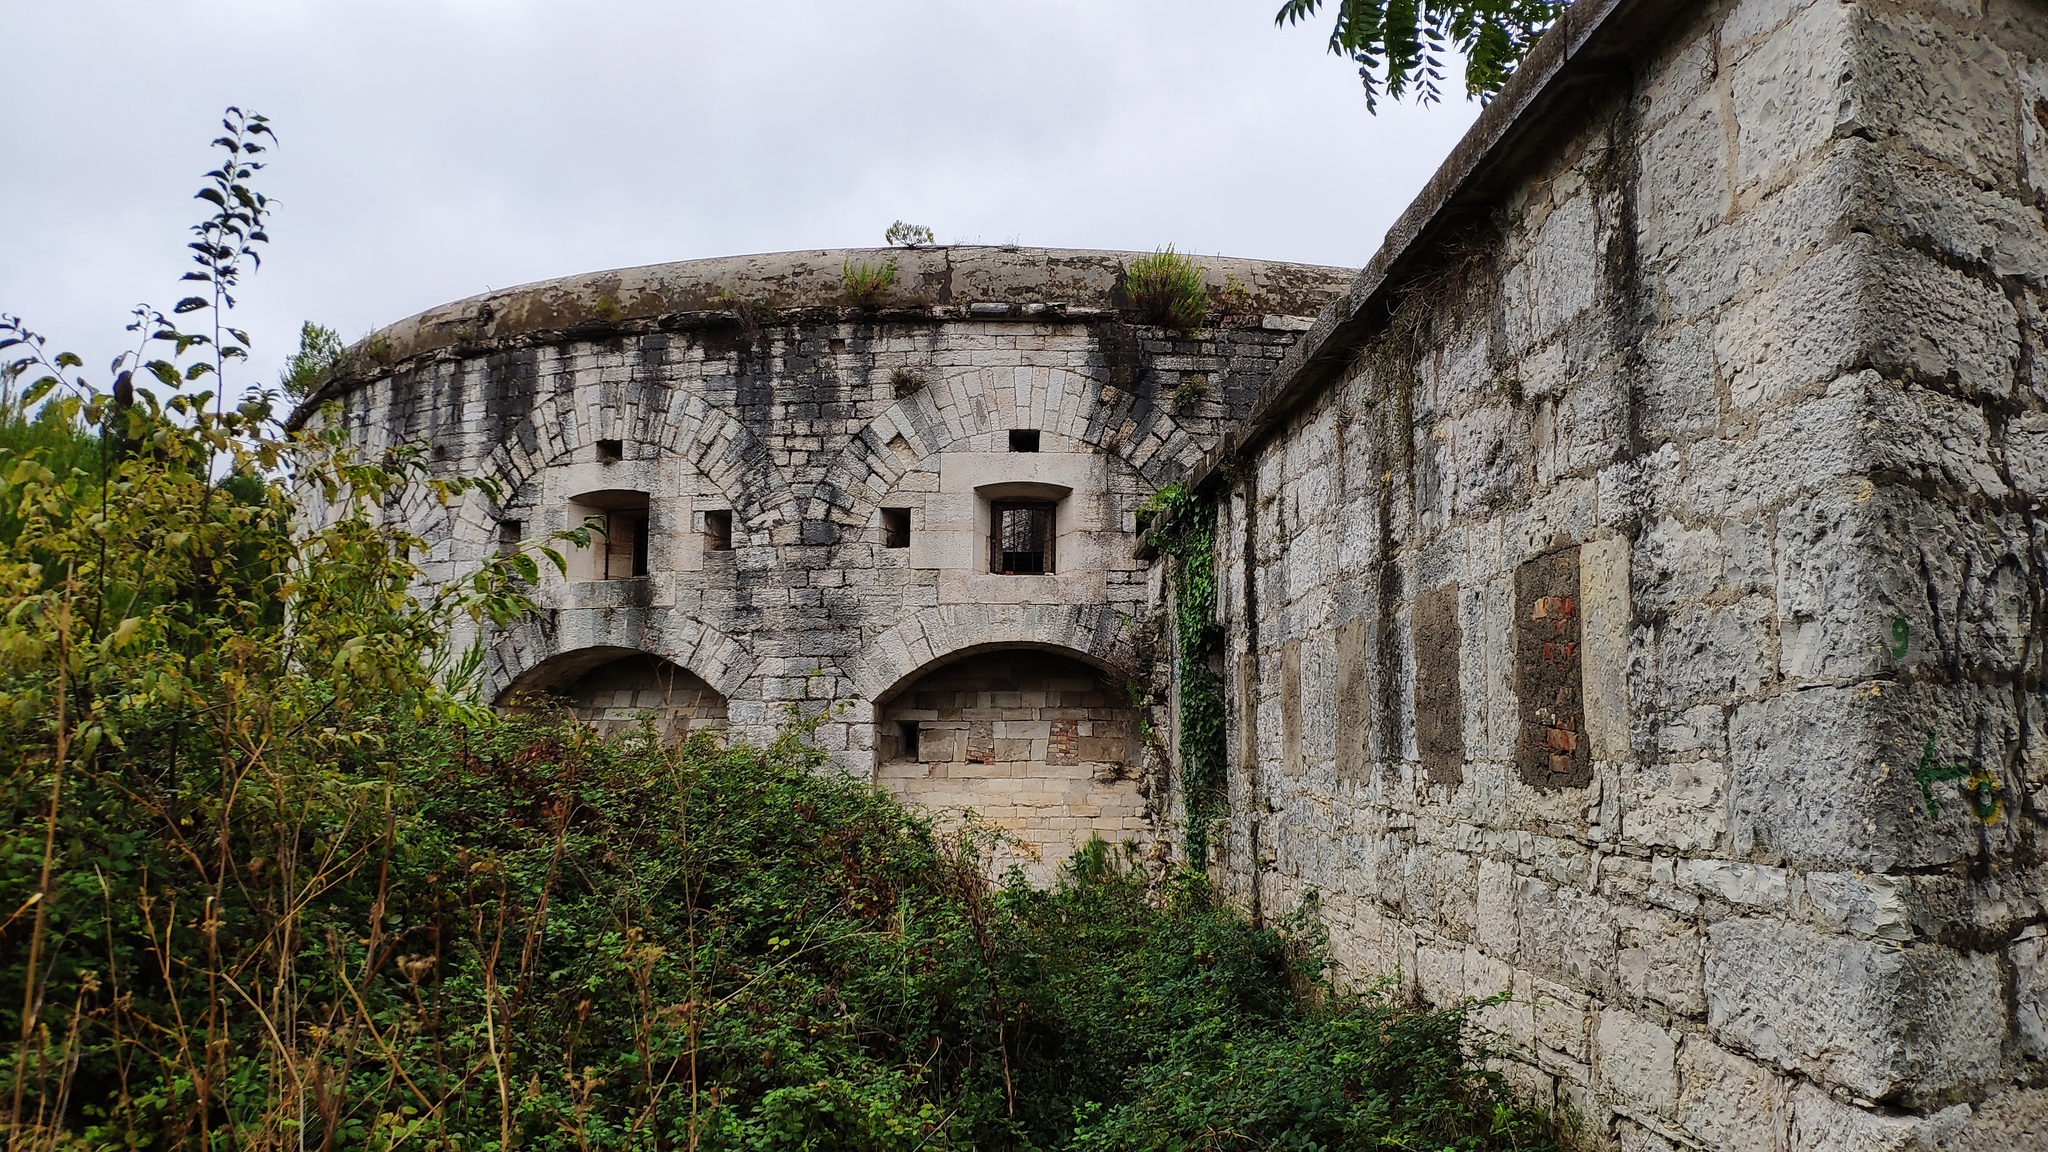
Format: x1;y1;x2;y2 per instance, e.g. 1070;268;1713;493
2;1;1479;390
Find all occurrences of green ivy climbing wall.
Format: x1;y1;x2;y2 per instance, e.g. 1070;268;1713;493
1145;483;1229;866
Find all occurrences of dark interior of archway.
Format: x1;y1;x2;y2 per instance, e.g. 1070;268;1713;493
505;654;728;740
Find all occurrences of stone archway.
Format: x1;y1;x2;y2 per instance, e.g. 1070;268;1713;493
497;646;728;741
874;647;1147;883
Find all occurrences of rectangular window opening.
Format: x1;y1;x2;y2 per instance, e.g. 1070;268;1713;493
497;519;523;559
596;438;623;463
899;721;920;761
882;507;911;549
1008;429;1040;453
603;512;649;579
989;501;1055;575
703;509;734;551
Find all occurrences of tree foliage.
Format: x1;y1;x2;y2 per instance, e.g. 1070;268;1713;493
1275;0;1565;110
279;321;346;399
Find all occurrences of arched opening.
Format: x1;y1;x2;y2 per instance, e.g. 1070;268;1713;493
497;647;728;741
875;648;1145;883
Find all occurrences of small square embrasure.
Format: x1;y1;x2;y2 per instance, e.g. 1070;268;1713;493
703;509;733;551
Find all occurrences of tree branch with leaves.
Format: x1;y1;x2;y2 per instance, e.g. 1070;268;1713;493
1275;0;1564;110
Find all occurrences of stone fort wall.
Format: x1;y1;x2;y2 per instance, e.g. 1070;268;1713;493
1184;0;2048;1148
299;247;1351;878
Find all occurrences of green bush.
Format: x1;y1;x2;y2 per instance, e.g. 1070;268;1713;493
1124;247;1210;332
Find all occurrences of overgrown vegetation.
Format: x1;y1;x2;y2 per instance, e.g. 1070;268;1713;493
1141;483;1228;867
1275;0;1564;110
1123;248;1209;333
842;259;898;307
0;109;1556;1152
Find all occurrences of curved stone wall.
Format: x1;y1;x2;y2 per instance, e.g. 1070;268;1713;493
300;246;1351;857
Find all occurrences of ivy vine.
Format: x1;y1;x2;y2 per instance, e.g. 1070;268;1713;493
1144;483;1228;866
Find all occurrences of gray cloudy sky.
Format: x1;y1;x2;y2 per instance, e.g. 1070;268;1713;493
1;1;1479;388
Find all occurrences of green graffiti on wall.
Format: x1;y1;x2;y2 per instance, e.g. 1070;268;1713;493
1913;730;2002;823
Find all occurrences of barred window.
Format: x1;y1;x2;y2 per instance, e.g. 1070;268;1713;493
989;502;1055;575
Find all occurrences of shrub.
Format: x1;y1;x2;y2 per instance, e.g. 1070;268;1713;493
1125;246;1210;332
842;258;898;306
889;366;927;398
885;221;936;248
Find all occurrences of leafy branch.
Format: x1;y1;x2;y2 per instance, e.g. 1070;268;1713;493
1275;0;1564;110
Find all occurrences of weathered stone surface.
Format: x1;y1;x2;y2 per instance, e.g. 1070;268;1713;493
1677;1037;1790;1152
1788;1085;1970;1152
1595;1008;1678;1118
1705;918;2008;1102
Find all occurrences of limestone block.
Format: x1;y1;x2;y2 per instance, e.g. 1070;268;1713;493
1633;517;1727;616
1729;0;1859;198
1654;701;1720;754
1787;1085;1970;1152
1858;7;2017;187
1729;684;1995;871
1501;188;1602;356
1851;374;2009;498
1705;918;2009;1102
1717;237;2017;412
1637;319;1719;444
1621;758;1728;854
1779;483;2033;683
1517;877;1618;990
1535;368;1631;485
1649;595;1772;709
1580;536;1632;763
1595;1008;1678;1119
1803;872;1912;943
1617;1118;1679;1152
1640;86;1731;266
1493;1058;1557;1118
1530;973;1592;1063
1446;403;1527;517
1678;859;1791;909
1867;143;2048;287
2008;410;2048;499
2014;925;2048;1060
1477;857;1520;958
1416;942;1467;1008
1614;905;1704;1015
1657;138;1856;322
1676;1037;1791;1152
1721;0;1821;55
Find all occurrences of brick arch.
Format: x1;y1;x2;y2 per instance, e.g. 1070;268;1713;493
474;352;797;542
484;612;755;706
810;364;1202;533
847;603;1141;707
